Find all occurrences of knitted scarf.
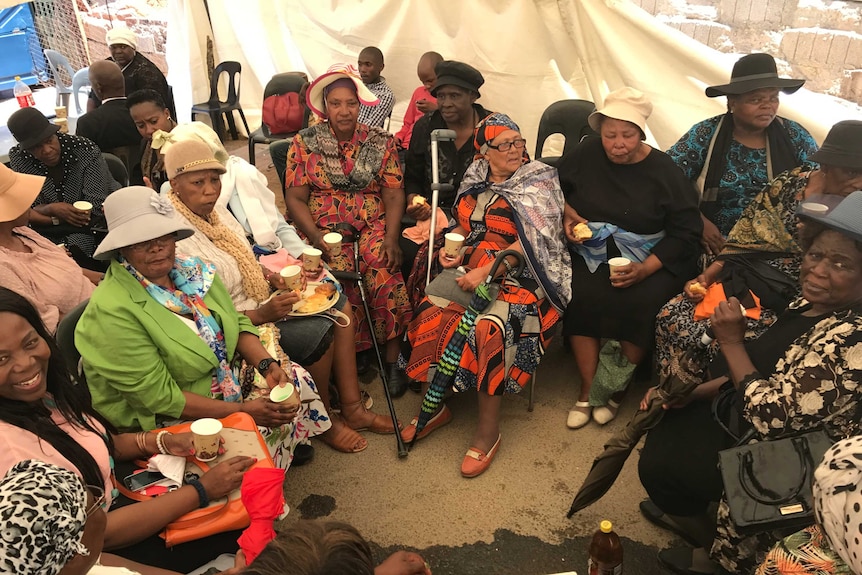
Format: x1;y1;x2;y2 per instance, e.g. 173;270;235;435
169;191;271;302
299;122;390;192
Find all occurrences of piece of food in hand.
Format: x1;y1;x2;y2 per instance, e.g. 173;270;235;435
572;222;592;240
314;283;336;297
412;195;428;207
689;281;708;296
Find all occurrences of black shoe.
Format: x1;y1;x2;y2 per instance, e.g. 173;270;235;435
408;378;422;394
657;547;717;575
639;499;700;547
291;444;315;467
356;351;372;375
385;362;408;398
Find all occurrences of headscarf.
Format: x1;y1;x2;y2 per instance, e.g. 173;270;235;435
323;77;357;100
474;112;521;156
814;436;862;575
0;460;89;575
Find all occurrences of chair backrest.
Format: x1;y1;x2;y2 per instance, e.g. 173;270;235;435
263;72;307;99
208;61;243;106
56;299;89;380
535;99;598;160
44;49;75;91
106;145;139;180
102;152;129;187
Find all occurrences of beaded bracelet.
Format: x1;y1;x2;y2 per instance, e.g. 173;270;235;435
155;430;172;455
187;478;209;508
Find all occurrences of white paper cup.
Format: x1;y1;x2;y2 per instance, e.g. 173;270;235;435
54;118;68;133
190;418;223;462
608;257;632;276
54;106;68;119
279;265;303;291
302;247;322;271
802;202;828;214
269;384;295;403
443;232;465;258
322;232;342;256
73;201;92;212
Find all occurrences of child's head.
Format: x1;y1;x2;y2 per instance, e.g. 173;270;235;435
417;51;443;91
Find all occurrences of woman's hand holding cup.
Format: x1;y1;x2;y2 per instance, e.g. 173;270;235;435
438;249;463;268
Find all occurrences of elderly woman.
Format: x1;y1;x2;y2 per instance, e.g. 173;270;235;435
638;192;862;575
127;88;176;192
0;287;253;571
162;139;396;454
8;107;120;262
0;164;96;332
284;64;412;396
656;120;862;380
668;53;817;256
559;87;702;429
402;113;571;478
76;186;329;470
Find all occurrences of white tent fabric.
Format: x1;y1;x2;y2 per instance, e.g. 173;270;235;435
167;0;862;153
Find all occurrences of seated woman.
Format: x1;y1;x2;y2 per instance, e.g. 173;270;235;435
637;192;862;575
656;120;862;380
284;64;412;397
402;113;571;478
76;186;328;470
667;53;816;256
127;88;176;192
7;107;120;263
0;287;255;571
162;139;396;453
0;164;97;332
756;436;862;575
559;87;702;429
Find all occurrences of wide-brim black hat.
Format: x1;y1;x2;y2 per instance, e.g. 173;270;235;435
8;107;59;150
706;53;805;98
810;120;862;170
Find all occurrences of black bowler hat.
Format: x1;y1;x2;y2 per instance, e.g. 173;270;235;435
431;61;485;98
8;107;59;150
810;120;862;170
705;53;805;98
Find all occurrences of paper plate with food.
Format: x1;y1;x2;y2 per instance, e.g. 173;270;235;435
285;282;350;325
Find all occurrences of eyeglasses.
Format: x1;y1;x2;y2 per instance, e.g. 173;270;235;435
126;234;175;253
487;138;527;152
85;484;106;516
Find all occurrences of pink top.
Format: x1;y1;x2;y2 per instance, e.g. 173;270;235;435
395;85;436;148
0;227;94;332
0;404;114;505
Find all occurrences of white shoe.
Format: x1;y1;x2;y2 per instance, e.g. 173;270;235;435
592;400;621;425
567;401;592;429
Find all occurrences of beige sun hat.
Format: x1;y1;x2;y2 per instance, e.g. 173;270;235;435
163;139;227;180
0;164;45;223
588;87;654;139
93;187;194;260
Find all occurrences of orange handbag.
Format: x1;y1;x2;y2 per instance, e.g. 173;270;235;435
116;412;275;547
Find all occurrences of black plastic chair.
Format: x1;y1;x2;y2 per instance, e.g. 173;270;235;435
534;99;597;167
191;61;251;142
102;152;129;187
56;299;89;384
247;71;307;166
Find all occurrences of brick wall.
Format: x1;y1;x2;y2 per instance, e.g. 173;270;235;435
80;1;168;75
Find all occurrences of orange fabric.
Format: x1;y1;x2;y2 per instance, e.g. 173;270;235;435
693;281;762;321
116;412;275;547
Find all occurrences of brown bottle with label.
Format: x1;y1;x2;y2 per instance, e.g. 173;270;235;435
588;520;623;575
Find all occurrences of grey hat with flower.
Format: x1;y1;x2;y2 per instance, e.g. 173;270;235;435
93;186;195;260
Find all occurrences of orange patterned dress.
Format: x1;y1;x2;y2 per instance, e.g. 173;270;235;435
406;190;560;395
284;123;412;350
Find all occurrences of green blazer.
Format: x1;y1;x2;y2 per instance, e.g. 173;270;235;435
76;259;257;431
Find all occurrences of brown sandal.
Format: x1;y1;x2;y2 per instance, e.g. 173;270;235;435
341;400;399;435
317;414;368;453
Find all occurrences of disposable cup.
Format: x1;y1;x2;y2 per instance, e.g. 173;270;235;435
608;257;632;276
190;418;223;462
54;118;68;133
323;232;342;256
802;202;828;214
269;384;295;403
302;247;322;271
280;265;303;291
443;232;465;259
54;106;68;119
73;201;93;212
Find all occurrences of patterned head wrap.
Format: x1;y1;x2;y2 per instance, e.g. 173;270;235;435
0;460;89;575
474;113;521;156
323;77;357;99
814;436;862;575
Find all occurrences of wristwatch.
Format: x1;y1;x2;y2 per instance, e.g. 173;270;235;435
256;357;280;376
51;217;60;226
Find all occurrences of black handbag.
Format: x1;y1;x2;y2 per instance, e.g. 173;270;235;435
718;429;834;535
